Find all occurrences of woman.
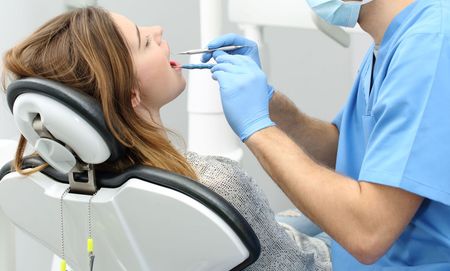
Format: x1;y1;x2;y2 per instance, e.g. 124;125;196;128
2;7;330;270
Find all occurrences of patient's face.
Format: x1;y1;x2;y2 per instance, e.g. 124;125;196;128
111;13;185;111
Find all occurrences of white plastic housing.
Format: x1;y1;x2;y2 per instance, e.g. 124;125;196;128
0;139;19;271
187;0;243;161
12;93;111;171
0;173;250;271
228;0;361;47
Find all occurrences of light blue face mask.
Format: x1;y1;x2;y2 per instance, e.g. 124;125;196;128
306;0;373;27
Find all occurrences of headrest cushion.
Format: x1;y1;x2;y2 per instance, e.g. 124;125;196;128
6;78;125;173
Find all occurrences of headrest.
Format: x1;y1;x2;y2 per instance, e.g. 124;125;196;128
6;78;125;174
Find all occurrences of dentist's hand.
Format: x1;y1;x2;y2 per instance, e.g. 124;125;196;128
211;51;275;141
202;33;261;67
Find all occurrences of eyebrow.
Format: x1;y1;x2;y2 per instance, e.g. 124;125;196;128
135;24;141;49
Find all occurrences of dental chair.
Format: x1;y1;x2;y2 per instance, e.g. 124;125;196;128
0;78;260;271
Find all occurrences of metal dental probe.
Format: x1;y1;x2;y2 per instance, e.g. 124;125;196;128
177;45;248;55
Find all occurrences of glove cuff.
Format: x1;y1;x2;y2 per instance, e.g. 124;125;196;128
240;118;276;142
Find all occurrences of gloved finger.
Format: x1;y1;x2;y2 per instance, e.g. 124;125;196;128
205;34;258;61
212;50;228;59
207;33;254;49
203;50;227;64
215;53;252;66
211;70;226;81
203;34;237;62
202;46;255;63
211;63;236;73
201;52;213;63
214;52;247;65
214;52;246;67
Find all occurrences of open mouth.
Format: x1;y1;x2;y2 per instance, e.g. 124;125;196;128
170;60;180;69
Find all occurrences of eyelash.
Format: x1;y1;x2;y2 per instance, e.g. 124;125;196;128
145;36;150;47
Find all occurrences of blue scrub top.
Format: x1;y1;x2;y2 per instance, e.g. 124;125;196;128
332;0;450;269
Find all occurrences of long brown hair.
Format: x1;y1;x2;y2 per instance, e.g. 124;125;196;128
2;6;198;180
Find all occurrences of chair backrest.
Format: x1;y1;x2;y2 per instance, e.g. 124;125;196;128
0;78;260;271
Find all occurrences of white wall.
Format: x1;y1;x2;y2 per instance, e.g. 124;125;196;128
0;0;372;212
0;0;65;140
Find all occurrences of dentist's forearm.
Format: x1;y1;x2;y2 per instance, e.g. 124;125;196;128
245;126;366;251
245;126;423;264
269;91;339;168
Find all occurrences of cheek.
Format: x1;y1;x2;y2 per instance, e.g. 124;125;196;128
135;58;186;106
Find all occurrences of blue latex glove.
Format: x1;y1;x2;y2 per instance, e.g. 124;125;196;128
211;51;275;141
201;33;261;67
203;33;275;100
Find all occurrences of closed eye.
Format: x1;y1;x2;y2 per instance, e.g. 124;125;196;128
145;35;151;47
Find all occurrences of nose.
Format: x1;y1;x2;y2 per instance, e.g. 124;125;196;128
152;25;164;44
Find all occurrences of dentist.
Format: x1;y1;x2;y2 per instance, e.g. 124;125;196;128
203;0;450;269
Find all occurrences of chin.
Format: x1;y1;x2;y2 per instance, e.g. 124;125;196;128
167;78;186;102
178;77;187;91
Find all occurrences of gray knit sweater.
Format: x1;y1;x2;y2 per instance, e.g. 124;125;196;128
186;152;331;271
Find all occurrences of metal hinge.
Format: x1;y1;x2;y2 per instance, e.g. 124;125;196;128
68;163;97;195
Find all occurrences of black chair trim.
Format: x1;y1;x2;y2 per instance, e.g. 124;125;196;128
0;158;261;270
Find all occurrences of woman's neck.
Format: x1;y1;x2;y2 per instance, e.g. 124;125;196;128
135;105;169;140
358;0;414;45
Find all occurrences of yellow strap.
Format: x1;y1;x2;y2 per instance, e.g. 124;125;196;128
60;259;66;271
87;238;94;253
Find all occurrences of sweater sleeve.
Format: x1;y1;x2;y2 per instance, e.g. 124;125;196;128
186;152;331;271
